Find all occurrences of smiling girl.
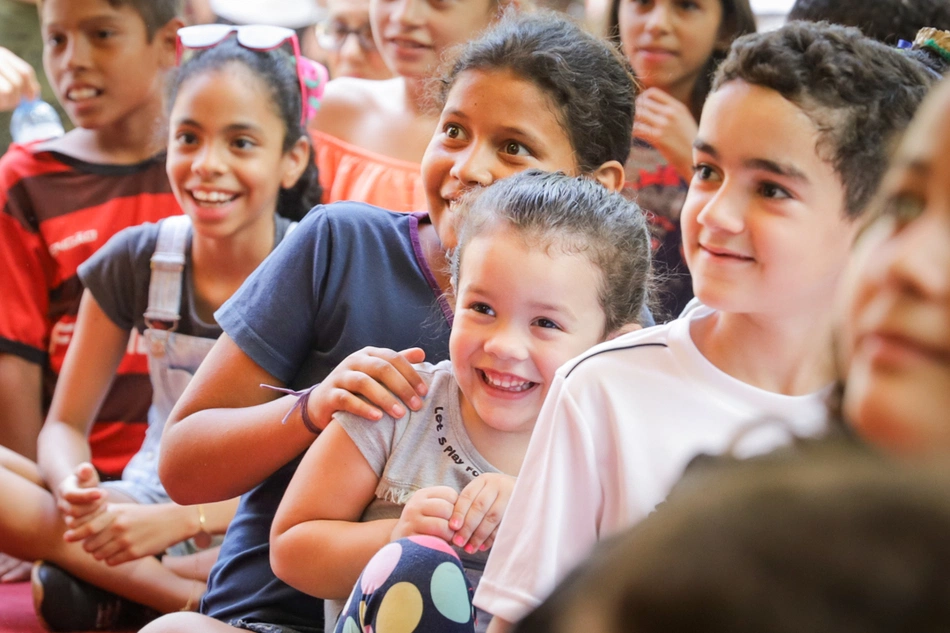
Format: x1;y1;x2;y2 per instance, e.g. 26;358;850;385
270;170;651;633
146;12;636;633
0;31;318;627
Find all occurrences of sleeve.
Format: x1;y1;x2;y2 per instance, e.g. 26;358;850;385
473;372;605;624
214;207;333;383
77;224;156;332
333;410;398;477
0;154;53;363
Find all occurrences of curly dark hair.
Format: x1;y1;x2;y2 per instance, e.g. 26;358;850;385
453;170;652;335
788;0;950;46
168;39;321;220
607;0;757;117
438;11;637;173
713;21;936;218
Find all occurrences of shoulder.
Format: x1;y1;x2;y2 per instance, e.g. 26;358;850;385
310;201;420;238
310;77;399;138
80;222;161;275
561;321;678;381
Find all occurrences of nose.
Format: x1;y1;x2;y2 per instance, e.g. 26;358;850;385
881;208;950;300
449;143;495;188
391;0;426;28
695;184;746;235
64;36;93;71
338;31;364;62
483;322;530;362
644;2;673;34
191;140;226;178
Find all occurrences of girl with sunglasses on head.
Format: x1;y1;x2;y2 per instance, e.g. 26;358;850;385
143;11;635;633
0;32;319;630
307;0;519;213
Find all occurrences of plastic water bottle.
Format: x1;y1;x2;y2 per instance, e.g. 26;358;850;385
10;99;65;144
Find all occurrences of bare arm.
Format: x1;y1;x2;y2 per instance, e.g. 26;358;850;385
160;341;430;506
37;290;127;502
0;353;43;459
159;334;317;505
270;422;396;600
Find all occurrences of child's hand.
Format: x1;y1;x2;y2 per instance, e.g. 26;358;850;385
64;502;188;565
55;462;106;524
391;486;458;543
449;473;516;554
0;47;40;111
634;87;699;183
307;346;429;429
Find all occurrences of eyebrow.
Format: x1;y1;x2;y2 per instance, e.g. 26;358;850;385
694;139;810;182
175;120;264;134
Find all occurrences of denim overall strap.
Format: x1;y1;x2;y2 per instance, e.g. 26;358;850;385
144;215;191;356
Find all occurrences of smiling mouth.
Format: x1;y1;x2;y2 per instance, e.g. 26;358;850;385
388;37;429;49
67;87;102;102
478;369;536;393
701;245;754;261
190;190;239;206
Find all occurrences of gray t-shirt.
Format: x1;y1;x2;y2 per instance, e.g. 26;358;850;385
333;359;499;631
79;216;294;337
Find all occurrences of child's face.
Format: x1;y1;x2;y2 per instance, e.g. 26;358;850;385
681;80;857;318
450;229;607;438
421;68;578;250
617;0;722;98
842;81;950;454
369;0;495;79
39;0;175;130
166;65;308;239
324;0;393;80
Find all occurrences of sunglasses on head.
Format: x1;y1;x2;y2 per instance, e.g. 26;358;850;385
176;24;327;125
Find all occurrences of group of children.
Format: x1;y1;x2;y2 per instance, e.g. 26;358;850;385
0;0;949;632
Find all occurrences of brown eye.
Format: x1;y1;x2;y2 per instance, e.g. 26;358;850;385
445;124;462;139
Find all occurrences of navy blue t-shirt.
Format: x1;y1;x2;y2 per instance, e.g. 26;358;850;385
202;202;453;632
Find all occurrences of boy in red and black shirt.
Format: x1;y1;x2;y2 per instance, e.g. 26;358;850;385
0;0;183;477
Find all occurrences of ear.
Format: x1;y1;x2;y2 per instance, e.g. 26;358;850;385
605;322;641;341
156;17;186;69
281;135;312;189
590;160;626;193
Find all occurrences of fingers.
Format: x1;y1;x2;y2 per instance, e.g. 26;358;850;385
58;488;105;520
322;347;429;421
0;560;31;583
449;479;507;554
0;47;40;111
63;504;113;542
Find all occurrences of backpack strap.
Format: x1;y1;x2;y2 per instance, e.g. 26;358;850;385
143;216;191;352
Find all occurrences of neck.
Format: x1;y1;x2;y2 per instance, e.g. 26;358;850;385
689;307;837;396
457;388;532;476
416;221;453;296
403;76;431;115
87;95;167;163
190;214;277;315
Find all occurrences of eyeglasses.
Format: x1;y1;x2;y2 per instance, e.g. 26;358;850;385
315;20;377;52
176;24;320;125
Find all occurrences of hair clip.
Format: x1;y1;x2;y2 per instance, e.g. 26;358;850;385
298;57;329;123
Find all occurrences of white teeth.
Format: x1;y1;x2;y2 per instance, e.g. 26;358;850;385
481;370;533;392
68;87;99;101
192;190;237;204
